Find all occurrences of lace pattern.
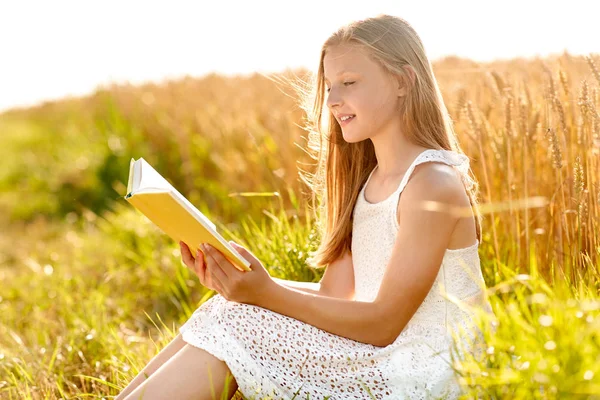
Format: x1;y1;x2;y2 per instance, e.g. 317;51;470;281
178;149;494;399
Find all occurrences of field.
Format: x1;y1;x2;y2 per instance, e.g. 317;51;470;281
0;53;599;399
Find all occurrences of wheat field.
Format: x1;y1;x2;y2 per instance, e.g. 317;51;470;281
0;52;599;399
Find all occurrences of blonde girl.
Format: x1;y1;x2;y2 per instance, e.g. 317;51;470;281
117;14;495;400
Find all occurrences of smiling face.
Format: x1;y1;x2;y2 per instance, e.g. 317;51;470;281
323;43;403;143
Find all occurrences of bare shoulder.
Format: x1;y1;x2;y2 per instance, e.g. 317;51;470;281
398;162;470;218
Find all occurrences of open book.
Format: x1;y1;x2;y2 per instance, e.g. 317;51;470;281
124;158;252;272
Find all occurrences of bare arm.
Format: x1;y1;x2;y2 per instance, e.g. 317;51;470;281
256;281;386;346
272;278;352;300
271;250;355;300
254;250;375;344
272;277;322;295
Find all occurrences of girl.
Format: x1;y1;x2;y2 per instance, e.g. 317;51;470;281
118;14;495;400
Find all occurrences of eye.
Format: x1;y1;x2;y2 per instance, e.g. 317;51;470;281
325;81;355;93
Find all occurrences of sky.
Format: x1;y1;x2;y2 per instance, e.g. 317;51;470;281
0;0;598;113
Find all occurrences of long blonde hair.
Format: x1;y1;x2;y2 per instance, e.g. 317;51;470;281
292;14;482;269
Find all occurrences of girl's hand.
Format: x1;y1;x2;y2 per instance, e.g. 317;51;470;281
197;241;273;305
179;241;218;292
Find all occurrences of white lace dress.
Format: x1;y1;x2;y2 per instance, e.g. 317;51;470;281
179;149;495;399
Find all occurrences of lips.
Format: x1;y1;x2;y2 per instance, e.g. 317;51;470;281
339;115;355;126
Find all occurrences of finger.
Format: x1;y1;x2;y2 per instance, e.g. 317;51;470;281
203;246;230;282
199;247;219;287
194;248;205;277
207;258;228;284
205;259;225;293
204;244;236;277
179;241;195;268
197;249;220;291
197;249;215;289
229;242;256;270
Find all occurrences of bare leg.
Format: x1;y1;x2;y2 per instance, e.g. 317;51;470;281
123;343;238;400
116;333;187;399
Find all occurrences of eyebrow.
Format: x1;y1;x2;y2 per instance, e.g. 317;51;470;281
324;71;357;82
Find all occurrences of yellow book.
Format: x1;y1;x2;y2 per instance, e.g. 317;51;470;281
124;157;252;272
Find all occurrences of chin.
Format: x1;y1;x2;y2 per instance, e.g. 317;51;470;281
342;131;368;144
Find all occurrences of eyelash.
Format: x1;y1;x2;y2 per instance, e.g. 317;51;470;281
326;81;355;93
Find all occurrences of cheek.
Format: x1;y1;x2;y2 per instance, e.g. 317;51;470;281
362;89;398;126
357;84;395;114
373;88;398;112
341;85;398;141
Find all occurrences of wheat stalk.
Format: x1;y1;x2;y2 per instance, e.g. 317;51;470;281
490;70;506;94
585;55;600;87
573;155;585;201
542;62;555;94
578;80;590;119
559;68;571;98
505;95;515;138
552;96;568;139
576;116;584;145
465;101;499;256
546;127;563;169
455;88;467;123
518;96;528;138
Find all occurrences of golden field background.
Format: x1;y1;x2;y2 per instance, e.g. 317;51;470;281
0;52;599;398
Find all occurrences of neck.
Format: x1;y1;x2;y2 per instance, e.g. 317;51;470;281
372;144;430;179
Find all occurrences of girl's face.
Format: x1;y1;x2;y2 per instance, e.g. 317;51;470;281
323;44;402;143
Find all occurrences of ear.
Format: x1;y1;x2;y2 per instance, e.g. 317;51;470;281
396;65;416;97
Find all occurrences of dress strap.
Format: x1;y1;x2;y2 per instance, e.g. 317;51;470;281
396;149;475;196
361;149;474;204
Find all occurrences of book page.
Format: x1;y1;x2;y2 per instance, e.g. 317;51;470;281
140;158;174;192
127;158;135;194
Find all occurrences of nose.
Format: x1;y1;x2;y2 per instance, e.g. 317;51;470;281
325;86;342;110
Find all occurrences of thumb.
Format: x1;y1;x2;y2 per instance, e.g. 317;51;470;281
229;241;246;253
230;241;259;264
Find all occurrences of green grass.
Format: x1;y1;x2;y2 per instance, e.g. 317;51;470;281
2;194;597;399
1;55;599;399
